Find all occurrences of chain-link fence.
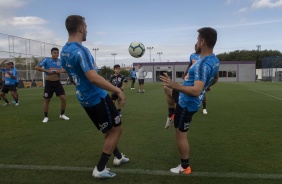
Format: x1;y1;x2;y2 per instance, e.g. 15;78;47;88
0;33;65;87
262;56;282;81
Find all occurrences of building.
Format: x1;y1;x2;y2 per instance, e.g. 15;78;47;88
133;61;256;82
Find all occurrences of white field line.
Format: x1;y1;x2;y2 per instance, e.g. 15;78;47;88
0;164;282;179
249;89;282;101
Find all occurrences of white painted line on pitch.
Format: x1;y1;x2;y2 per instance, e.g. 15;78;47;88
249;89;282;101
0;164;282;179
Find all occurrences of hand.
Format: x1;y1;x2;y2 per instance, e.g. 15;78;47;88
117;90;126;108
160;73;175;89
205;87;211;92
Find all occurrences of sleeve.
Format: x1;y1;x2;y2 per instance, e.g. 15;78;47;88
109;75;113;83
76;48;95;73
38;58;47;67
194;62;211;83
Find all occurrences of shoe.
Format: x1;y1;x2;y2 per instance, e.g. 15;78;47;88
12;100;16;104
59;114;70;120
92;166;116;178
170;164;191;174
165;114;174;129
203;109;208;114
136;91;141;93
15;103;19;106
113;153;129;166
42;117;49;123
118;111;122;117
2;103;10;106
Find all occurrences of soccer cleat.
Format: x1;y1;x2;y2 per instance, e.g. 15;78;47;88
15;103;19;106
59;114;70;120
113;153;129;166
92;166;116;178
203;109;208;114
42;117;49;123
2;103;10;106
170;164;191;175
165;114;174;129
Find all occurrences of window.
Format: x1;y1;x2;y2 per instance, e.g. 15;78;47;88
176;71;184;78
219;71;236;78
228;71;236;77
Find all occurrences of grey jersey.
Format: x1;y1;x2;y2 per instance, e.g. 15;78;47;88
138;67;147;79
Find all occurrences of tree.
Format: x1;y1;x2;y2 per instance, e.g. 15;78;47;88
98;66;113;80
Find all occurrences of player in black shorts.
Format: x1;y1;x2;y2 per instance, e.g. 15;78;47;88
109;64;128;116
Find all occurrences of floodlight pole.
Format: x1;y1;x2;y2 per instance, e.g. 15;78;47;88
157;52;163;62
111;53;117;66
147;47;153;62
92;48;99;62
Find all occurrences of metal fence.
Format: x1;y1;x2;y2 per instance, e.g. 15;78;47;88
262;56;282;81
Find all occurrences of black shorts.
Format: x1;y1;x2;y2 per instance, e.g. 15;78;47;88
172;89;179;103
138;79;145;85
1;85;15;94
174;104;197;132
84;95;121;133
111;92;118;101
131;77;136;83
44;80;65;98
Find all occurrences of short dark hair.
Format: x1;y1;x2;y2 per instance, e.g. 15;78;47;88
9;62;14;66
132;67;135;71
65;15;85;34
114;64;120;69
51;47;59;53
197;27;217;48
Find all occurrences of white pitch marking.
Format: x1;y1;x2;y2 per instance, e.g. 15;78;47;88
249;89;282;101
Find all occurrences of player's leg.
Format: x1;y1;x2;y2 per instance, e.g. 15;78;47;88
137;79;141;93
202;93;207;114
164;87;178;129
1;86;10;106
55;82;69;120
42;81;53;123
170;104;196;174
117;98;122;117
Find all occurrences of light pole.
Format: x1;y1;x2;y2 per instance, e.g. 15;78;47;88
157;52;162;62
92;48;99;62
147;46;153;62
111;53;117;65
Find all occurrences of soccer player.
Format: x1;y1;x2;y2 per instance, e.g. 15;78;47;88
137;63;147;93
0;62;19;106
160;27;220;174
109;64;128;116
10;62;19;104
164;44;200;129
35;47;69;123
60;15;129;179
130;67;136;89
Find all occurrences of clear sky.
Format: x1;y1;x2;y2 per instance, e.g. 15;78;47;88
0;0;282;67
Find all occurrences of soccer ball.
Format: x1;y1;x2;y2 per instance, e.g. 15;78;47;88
128;41;145;58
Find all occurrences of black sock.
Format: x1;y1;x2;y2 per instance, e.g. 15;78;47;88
113;147;122;159
15;99;18;103
44;112;48;117
117;109;121;112
4;99;9;103
168;108;175;117
203;102;206;109
181;158;189;169
61;109;65;115
97;152;111;171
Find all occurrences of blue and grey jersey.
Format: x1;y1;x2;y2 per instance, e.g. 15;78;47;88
179;53;220;112
60;42;107;107
1;68;16;85
38;57;62;77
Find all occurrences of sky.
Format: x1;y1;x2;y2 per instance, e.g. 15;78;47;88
0;0;282;67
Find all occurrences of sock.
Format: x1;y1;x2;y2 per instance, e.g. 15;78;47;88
113;147;122;159
61;109;65;115
203;102;206;109
44;112;48;117
181;158;189;169
4;99;9;103
168;108;175;117
15;99;18;103
97;152;111;172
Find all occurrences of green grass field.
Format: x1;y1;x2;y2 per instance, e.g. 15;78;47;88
0;82;282;184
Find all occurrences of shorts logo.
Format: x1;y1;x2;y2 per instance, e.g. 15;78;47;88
114;116;121;124
44;93;48;97
100;122;108;131
183;122;190;130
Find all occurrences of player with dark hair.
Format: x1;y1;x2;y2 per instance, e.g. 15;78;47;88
60;15;129;179
160;27;220;174
0;62;19;106
109;64;128;116
130;67;136;89
35;47;69;123
137;63;147;94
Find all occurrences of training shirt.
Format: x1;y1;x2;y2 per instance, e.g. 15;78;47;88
11;67;19;83
178;53;220;112
138;67;147;79
109;74;128;88
60;42;107;107
38;57;62;77
189;53;200;67
130;70;136;78
1;68;16;85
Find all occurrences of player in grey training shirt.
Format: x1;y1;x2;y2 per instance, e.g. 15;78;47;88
137;63;147;93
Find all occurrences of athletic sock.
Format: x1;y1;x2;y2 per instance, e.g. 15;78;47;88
203;102;206;109
97;152;111;171
168;108;175;117
15;99;18;103
44;112;48;117
4;99;9;103
61;109;65;115
181;158;189;169
113;147;122;159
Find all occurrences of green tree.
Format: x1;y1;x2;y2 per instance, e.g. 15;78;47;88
98;66;113;80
